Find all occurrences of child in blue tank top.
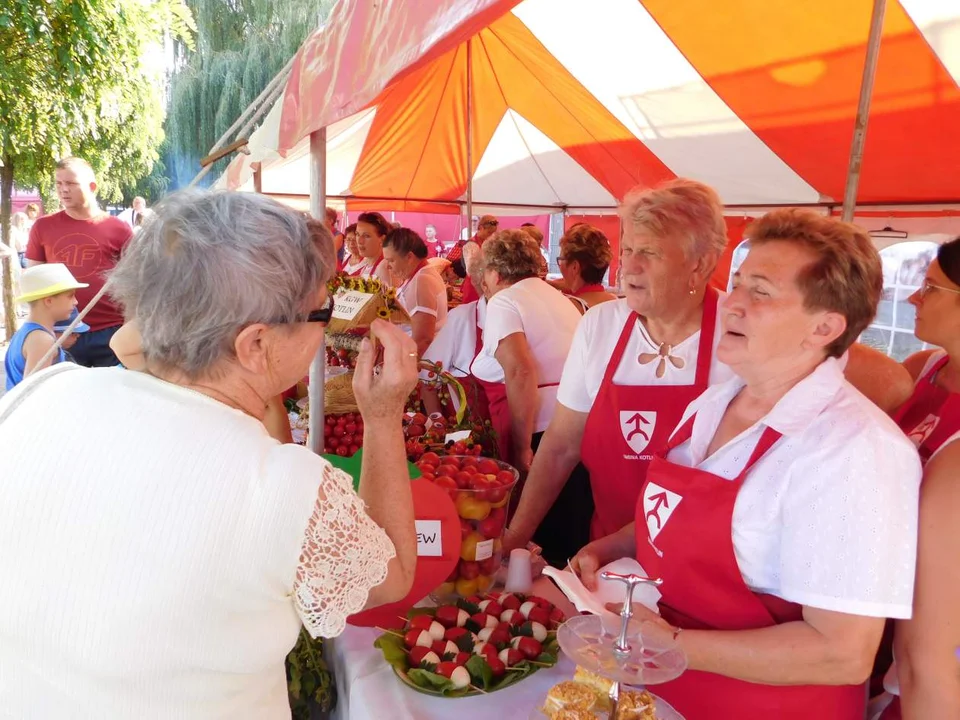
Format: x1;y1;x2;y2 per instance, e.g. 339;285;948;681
4;263;88;391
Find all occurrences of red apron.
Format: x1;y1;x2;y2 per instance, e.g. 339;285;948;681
361;255;385;279
474;375;559;463
343;259;367;277
878;355;960;720
581;287;719;540
893;353;960;467
635;416;867;720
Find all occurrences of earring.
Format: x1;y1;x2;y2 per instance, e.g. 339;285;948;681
689;287;696;296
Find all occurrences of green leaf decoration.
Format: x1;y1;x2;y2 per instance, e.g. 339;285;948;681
406;669;471;697
373;632;409;673
322;448;422;492
465;655;494;690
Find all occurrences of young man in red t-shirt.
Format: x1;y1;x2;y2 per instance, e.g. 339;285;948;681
26;157;132;367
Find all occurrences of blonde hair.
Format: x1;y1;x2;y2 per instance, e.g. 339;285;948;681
482;229;542;283
620;178;727;262
747;209;882;358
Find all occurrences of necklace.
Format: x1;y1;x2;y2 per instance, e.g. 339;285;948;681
635;320;687;379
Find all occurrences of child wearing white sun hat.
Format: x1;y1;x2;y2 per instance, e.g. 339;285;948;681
4;263;88;390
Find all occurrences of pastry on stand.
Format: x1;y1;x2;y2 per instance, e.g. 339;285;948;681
534;572;686;720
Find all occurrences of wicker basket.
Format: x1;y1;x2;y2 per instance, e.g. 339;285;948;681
325;370;359;415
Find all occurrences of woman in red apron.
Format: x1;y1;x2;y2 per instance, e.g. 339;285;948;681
459;215;499;304
355;212;393;286
881;239;960;720
572;210;922;720
558;224;617;315
503;180;731;566
340;224;367;276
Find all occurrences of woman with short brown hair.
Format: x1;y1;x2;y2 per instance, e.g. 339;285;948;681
573;208;921;720
558;224;616;312
471;230;581;471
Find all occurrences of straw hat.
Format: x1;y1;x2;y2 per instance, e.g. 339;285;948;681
16;263;89;303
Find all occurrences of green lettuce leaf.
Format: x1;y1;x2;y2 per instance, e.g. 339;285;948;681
407;669;471;697
465;655;493;690
374;632;409;673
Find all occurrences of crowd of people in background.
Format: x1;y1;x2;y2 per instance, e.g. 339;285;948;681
0;161;958;719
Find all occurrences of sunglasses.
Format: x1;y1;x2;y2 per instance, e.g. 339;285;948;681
301;294;335;324
917;279;960;300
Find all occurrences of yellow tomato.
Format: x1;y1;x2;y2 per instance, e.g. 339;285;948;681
460;531;487;562
455;577;479;597
455;493;491;521
436;581;456;596
476;574;494;592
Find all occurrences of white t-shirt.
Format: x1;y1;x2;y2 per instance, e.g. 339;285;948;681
360;256;393;286
0;365;394;718
656;357;921;619
342;255;368;275
422;298;486;378
396;264;448;331
472;278;582;433
557;297;734;414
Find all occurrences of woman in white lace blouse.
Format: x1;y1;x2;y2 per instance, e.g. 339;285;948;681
0;190;418;719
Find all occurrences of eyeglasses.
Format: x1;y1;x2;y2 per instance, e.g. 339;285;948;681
917;279;960;300
281;294;334;325
482;221;498;228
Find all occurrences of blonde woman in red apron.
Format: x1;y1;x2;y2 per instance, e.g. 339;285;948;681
571;210;922;720
880;237;960;720
504;180;733;566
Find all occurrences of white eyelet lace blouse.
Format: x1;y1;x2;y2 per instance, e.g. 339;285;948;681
0;365;395;719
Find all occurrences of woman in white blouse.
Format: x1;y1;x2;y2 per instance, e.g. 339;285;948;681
472;229;581;471
573;209;922;720
382;227;448;355
0;190;419;719
340;223;366;276
355;211;394;286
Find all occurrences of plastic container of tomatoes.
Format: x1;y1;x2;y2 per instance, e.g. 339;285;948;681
413;453;519;599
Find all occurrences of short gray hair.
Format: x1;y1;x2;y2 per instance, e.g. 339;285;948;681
109;190;335;378
619;178;728;262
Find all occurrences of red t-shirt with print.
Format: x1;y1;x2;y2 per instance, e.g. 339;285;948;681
26;211;132;331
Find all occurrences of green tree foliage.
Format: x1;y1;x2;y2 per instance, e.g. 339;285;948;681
0;0;194;340
162;0;335;189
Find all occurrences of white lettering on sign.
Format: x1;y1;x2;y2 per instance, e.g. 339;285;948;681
332;289;375;321
475;539;494;562
416;520;443;557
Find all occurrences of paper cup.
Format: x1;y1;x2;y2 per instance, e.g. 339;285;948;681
505;548;533;593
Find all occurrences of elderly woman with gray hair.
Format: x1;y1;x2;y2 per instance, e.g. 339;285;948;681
0;191;419;718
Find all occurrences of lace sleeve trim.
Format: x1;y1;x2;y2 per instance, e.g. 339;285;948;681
293;464;396;638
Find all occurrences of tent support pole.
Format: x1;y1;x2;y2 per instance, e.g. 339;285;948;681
308;128;327;455
841;0;886;222
465;39;474;235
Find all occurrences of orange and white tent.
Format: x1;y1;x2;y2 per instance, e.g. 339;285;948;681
219;0;960;222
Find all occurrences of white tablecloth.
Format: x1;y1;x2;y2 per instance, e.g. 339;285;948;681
330;579;578;720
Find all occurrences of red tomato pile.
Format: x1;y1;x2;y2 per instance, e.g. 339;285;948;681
415;454;518;598
323;412;363;456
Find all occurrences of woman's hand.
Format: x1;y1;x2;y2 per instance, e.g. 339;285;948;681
569;526;636;591
353;319;418;423
605;601;675;643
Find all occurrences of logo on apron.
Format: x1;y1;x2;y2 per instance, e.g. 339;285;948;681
620;411;657;454
643;481;682;543
907;413;940;449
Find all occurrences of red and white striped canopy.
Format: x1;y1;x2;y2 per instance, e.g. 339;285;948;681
220;0;960;216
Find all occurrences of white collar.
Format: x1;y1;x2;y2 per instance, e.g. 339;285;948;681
687;356;846;439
